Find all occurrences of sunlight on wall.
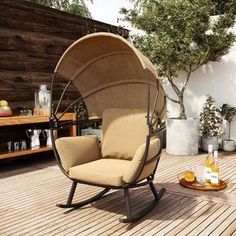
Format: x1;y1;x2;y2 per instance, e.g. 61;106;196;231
166;43;236;139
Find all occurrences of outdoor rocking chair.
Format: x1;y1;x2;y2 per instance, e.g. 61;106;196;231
50;32;166;223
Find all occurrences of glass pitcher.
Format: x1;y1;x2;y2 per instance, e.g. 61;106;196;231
34;84;51;116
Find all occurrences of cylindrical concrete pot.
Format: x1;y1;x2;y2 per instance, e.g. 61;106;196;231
201;136;218;152
223;140;235;152
167;118;199;155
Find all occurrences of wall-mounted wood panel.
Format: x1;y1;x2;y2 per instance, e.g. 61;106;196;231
0;0;129;112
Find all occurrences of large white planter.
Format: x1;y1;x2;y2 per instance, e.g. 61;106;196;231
167;118;199;155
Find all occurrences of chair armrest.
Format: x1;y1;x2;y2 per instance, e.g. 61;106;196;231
55;135;101;172
123;139;160;183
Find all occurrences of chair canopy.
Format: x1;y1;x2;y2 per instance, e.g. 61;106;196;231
54;32;165;119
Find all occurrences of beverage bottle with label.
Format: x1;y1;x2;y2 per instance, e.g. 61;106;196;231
34;84;51;115
211;151;220;186
205;144;213;183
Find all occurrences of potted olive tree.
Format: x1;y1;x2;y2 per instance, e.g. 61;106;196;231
121;0;236;155
220;104;236;151
199;96;223;151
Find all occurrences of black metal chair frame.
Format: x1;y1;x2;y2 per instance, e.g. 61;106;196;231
50;67;166;223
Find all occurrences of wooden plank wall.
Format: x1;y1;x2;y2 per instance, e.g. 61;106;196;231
0;0;129;112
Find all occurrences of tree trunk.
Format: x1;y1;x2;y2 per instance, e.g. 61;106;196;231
178;94;186;119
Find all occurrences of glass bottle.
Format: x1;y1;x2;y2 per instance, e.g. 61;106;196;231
211;151;220;186
34;84;51;116
205;144;213;183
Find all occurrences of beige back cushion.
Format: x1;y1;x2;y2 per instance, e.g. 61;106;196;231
101;109;148;160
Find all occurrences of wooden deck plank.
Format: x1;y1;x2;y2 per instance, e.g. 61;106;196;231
1;151;236;235
128;196;196;236
208;208;236;235
19;192;123;236
164;201;217;236
90;194;179;236
176;203;224;236
198;206;236;235
149;200;208;236
0;187;99;234
179;204;230;236
119;195;191;236
34;190;137;236
57;198;146;236
220;218;236;236
2;185;97;230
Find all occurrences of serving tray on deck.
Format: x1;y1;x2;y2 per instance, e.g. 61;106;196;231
179;178;227;191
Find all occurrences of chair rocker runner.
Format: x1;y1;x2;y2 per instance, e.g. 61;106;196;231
50;32;166;223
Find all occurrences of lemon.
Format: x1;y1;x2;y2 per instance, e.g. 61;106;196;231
1;106;11;111
0;100;8;107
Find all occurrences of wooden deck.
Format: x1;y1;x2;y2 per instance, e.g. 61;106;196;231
1;151;236;235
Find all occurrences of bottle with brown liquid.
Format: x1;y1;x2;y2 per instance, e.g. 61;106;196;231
211;151;220;186
205;144;213;183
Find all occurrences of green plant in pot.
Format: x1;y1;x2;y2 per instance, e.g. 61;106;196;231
220;104;236;151
121;0;236;155
199;96;223;151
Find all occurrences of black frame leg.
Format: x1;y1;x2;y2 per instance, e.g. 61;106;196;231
119;188;132;223
57;181;77;208
66;181;77;206
149;181;166;201
120;181;166;223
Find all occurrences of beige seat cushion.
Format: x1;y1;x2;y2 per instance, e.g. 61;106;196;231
69;139;160;186
69;159;131;187
55;135;100;172
102;109;148;160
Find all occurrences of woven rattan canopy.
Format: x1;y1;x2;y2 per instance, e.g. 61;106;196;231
54;32;165;119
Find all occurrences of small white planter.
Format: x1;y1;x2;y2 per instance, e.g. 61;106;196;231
167;118;199;155
81;128;101;140
223;140;235;152
201;136;219;152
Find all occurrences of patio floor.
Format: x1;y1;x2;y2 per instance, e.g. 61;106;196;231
1;151;236;235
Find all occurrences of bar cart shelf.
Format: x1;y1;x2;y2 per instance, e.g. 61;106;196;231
0;113;76;160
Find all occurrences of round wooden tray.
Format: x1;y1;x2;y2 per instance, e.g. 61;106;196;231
179;178;227;191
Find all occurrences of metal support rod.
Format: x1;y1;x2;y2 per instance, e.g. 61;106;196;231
124;188;132;220
150;81;160;123
149;181;159;201
54;80;72;115
57;96;84;120
66;181;77;205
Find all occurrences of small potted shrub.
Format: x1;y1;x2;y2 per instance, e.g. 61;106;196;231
199;96;223;151
220;104;236;151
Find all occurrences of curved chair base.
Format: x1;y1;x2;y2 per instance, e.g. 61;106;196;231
119;185;166;223
119;199;157;223
57;181;110;209
57;180;165;223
